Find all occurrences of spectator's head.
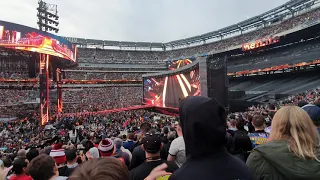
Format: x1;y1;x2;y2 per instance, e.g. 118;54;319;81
179;96;226;158
69;158;129;180
26;148;39;162
228;119;237;130
27;154;58;180
113;138;123;151
252;115;266;130
142;132;162;157
86;147;100;159
270;106;319;160
98;138;114;157
302;104;320;127
163;127;169;135
49;143;66;165
121;134;126;140
44;146;52;155
127;133;134;141
12;156;28;175
298;101;308;108
236;118;246;131
174;123;183;136
66;149;77;164
140;122;151;135
84;140;95;152
268;104;275;111
315;98;320;108
17;149;26;158
3;157;12;168
167;131;176;142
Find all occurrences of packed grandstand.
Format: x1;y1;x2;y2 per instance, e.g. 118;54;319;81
0;0;320;179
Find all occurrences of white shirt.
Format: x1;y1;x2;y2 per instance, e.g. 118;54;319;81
169;136;186;167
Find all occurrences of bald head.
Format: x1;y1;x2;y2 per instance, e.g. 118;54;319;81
17;149;27;157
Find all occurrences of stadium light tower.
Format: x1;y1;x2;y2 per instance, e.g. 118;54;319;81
37;0;59;33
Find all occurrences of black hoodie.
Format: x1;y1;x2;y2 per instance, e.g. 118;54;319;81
169;96;255;180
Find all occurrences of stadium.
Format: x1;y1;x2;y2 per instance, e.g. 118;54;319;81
0;0;320;179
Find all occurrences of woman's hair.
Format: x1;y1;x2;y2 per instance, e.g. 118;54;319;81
69;157;129;180
270;106;320;161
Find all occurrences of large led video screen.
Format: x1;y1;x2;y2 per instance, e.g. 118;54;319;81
143;67;200;108
0;20;76;62
168;57;196;70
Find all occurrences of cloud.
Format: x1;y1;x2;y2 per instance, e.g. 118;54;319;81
0;0;288;42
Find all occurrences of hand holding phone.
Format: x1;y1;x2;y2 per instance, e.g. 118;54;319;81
145;163;171;180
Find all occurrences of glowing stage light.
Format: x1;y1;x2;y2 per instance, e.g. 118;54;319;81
176;75;188;98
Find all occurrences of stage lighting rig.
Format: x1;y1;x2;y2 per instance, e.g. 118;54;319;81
37;0;59;33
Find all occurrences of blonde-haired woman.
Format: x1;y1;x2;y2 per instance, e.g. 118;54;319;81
246;106;320;180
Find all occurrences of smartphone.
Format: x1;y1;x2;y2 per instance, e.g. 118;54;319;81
156;175;171;180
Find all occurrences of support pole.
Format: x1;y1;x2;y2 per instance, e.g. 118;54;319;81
56;68;63;114
39;54;50;125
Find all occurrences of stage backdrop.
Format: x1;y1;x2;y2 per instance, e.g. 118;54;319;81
143;66;200;108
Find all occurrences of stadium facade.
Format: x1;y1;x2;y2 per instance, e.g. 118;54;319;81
64;0;320;58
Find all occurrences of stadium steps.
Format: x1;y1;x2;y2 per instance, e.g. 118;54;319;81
271;75;319;94
282;76;320;95
229;81;254;91
247;80;278;91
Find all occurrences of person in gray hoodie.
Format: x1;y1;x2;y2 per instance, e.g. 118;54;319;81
27;154;68;180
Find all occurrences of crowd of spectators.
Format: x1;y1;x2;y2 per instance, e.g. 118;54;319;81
77;48;166;64
62;87;142;113
77;8;320;64
64;71;145;80
0;91;318;180
0;72;31;80
0;90;38;106
0;59;30;79
0;6;319;180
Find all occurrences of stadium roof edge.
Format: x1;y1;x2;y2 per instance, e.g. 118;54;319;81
63;0;318;49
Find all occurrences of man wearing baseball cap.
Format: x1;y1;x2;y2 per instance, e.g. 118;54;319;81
302;104;320;133
130;130;178;180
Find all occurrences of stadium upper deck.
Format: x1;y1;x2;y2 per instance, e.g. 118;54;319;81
66;0;320;64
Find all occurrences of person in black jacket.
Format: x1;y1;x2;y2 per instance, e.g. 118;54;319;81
231;118;253;161
168;96;255;180
130;132;178;180
130;129;168;170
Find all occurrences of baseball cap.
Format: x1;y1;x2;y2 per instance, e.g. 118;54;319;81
142;133;162;153
302;104;320;122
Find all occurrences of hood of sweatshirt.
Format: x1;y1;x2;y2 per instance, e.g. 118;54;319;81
179;96;227;159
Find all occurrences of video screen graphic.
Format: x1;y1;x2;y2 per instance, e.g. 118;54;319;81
167;57;196;70
0;20;76;62
143;67;200;108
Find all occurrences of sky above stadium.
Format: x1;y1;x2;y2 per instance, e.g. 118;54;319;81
1;0;289;42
